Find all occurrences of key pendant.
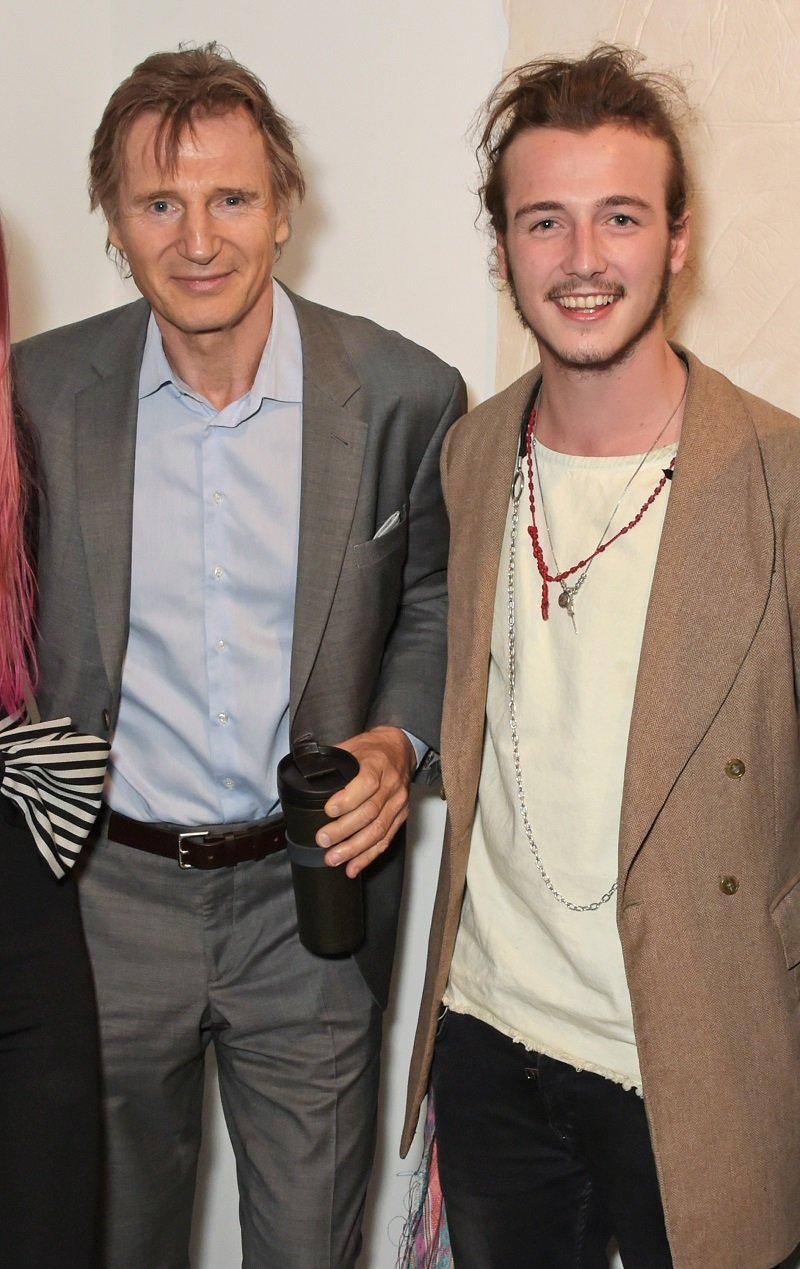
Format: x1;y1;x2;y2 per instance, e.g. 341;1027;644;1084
558;587;578;633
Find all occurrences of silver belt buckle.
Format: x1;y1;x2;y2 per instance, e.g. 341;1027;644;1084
177;829;208;869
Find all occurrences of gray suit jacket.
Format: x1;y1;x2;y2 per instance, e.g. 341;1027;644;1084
13;287;466;1005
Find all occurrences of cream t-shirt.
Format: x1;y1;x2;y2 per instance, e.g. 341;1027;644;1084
444;438;677;1090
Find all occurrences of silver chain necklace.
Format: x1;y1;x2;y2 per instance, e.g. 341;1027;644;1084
506;379;687;910
531;380;687;633
507;461;618;911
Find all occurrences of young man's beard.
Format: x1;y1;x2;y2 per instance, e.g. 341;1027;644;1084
507;248;673;375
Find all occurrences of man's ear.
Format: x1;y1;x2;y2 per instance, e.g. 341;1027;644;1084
497;233;509;282
107;215;124;254
669;211;691;277
275;210;290;249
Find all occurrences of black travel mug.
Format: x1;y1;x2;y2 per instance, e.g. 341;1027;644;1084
277;735;365;956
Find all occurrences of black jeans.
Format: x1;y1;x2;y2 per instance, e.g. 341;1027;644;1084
0;802;100;1267
431;1011;672;1269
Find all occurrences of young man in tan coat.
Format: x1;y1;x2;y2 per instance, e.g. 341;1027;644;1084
403;47;800;1269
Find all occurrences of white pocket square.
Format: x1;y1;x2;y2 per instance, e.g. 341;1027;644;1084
373;507;406;539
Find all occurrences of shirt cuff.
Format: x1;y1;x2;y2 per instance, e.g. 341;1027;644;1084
402;730;429;772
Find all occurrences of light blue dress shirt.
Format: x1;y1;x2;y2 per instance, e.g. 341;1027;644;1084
108;282;302;824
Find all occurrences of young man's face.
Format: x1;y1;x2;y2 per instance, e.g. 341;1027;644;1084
108;107;290;348
497;123;689;374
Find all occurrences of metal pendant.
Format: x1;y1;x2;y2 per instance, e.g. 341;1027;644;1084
558;586;577;633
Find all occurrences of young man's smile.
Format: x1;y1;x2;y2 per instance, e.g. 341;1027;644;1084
497;123;689;373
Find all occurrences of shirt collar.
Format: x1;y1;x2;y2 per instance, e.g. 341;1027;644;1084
138;280;303;409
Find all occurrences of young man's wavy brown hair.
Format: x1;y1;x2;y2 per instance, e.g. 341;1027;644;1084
478;45;690;240
89;42;305;225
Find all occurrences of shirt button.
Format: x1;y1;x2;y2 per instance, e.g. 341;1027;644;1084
217;711;229;725
725;759;745;779
215;639;226;651
222;777;235;789
213;491;224;504
720;875;739;895
213;566;224;579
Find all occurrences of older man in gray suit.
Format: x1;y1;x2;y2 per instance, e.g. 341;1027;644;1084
13;43;464;1269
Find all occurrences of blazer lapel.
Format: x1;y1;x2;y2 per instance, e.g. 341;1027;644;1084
619;352;775;887
75;302;148;692
76;290;366;716
287;293;367;718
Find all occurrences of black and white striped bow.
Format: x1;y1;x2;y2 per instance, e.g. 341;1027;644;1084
0;712;110;878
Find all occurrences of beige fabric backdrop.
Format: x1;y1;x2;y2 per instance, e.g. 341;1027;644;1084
499;0;800;415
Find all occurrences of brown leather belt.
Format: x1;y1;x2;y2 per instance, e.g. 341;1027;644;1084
107;810;287;870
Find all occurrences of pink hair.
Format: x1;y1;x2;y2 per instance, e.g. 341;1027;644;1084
0;222;37;715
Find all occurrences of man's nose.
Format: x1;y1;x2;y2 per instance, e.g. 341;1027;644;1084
178;207;221;263
563;223;607;278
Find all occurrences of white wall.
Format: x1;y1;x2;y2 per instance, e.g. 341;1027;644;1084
1;3;506;1266
4;0;505;406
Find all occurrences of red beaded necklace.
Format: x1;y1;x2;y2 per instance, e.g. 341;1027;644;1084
525;405;677;621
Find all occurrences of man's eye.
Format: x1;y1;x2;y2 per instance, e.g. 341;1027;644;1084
150;200;170;214
533;218;556;232
610;214;634;226
224;196;244;207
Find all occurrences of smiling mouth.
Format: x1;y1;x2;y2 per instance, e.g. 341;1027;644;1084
174;272;231;287
555;293;619;311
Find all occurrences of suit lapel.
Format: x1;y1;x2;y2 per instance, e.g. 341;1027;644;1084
75;302;149;692
619;353;775;886
76;290;366;716
287;293;367;718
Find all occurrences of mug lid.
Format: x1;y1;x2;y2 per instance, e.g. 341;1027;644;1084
277;736;359;807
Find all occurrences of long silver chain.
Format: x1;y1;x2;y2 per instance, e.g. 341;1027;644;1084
507;463;617;911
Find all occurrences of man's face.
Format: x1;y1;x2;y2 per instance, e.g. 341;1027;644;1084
497;123;689;374
108;107;290;345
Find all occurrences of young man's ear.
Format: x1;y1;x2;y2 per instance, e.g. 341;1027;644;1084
497;234;509;283
669;211;691;277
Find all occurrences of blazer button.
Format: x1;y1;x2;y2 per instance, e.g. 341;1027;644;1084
439;784;447;801
102;709;111;730
719;875;739;895
725;759;745;780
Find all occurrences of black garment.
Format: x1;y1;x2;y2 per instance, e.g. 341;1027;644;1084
0;799;100;1267
432;1010;672;1269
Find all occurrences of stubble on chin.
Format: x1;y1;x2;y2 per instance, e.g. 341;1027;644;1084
506;254;673;376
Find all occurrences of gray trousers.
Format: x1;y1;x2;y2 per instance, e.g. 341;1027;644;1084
78;823;382;1269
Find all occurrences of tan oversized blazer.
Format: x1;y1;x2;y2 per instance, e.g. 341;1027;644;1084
403;351;800;1269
